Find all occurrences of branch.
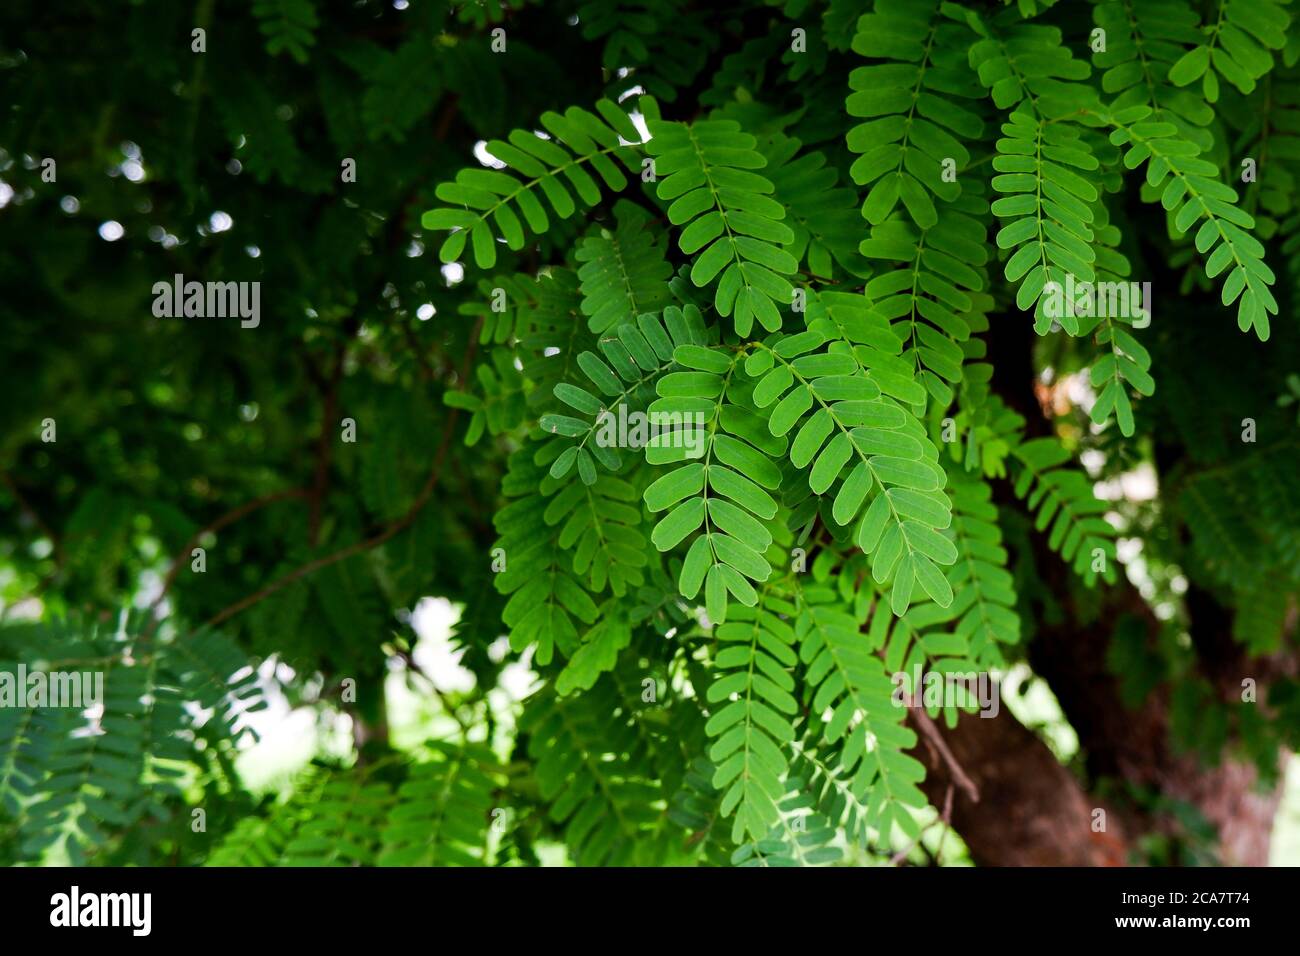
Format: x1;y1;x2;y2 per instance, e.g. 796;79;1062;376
193;239;486;633
200;411;460;632
308;347;346;547
396;648;471;737
147;487;309;620
907;704;980;804
890;784;953;866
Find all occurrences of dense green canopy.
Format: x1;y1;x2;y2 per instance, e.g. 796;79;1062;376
1;0;1298;867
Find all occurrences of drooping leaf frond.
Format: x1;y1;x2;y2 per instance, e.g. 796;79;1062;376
424;98;651;269
645;118;798;336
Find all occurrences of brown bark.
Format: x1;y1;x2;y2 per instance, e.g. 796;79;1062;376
905;571;1288;866
908;706;1129;866
1024;575;1289;866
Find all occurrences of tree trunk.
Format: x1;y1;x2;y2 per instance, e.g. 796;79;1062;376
907;607;1287;866
908;705;1130;866
916;310;1291;866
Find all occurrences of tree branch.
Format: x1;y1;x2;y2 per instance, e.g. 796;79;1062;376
147;487;310;621
907;706;980;804
199;409;460;632
308;346;346;547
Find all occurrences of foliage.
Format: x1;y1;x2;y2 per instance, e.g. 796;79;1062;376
1;0;1298;868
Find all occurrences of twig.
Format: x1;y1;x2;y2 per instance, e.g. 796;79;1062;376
908;704;981;804
890;784;954;866
146;487;309;621
934;784;955;859
193;220;486;633
308;348;346;547
396;648;471;737
199;405;461;632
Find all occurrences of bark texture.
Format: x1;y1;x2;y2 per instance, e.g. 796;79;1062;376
909;706;1129;867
